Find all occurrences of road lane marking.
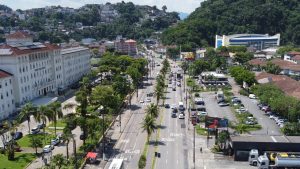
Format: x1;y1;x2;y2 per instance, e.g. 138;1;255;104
166;159;168;164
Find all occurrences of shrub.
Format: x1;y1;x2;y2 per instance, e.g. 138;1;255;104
138;154;146;169
195;93;200;97
239;89;249;96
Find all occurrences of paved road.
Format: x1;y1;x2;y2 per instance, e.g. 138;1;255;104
154;61;189;169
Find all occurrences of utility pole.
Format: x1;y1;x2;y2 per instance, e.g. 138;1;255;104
119;109;122;133
193;126;196;169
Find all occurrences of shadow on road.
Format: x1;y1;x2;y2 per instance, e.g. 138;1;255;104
130;105;141;111
156;125;167;129
148;140;166;146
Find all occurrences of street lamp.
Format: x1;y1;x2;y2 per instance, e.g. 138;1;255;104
97;106;106;161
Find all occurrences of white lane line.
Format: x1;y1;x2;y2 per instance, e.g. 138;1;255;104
204;166;206;169
166;159;168;164
177;159;179;164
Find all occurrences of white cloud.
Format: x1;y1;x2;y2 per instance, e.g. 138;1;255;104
1;0;202;13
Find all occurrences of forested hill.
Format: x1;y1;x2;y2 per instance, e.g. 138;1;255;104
161;0;300;48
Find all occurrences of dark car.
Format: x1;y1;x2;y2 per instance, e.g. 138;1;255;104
14;132;23;140
171;113;177;118
31;127;40;134
164;104;170;108
80;133;87;140
172;108;178;113
37;123;46;129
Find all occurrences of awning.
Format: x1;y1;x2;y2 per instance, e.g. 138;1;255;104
86;152;97;159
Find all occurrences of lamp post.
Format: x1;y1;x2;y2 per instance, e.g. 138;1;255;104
97;106;105;161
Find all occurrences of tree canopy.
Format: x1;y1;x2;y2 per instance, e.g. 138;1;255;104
162;0;300;47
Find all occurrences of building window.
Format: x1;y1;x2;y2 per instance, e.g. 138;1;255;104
5;82;7;86
1;94;3;99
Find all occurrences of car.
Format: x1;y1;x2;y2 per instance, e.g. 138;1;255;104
14;132;23;140
177;82;181;87
249;94;257;99
236;107;248;113
245;120;257;125
146;98;151;102
31;127;40;134
218;102;229;107
172;87;176;91
37;123;46;129
261;106;271;112
164;103;170;108
80;133;87;140
51;138;60;146
269;115;277;119
171;104;177;109
169;81;172;84
178;113;185;119
139;100;144;103
172;108;178;113
171;113;177;118
43;145;54;153
197;111;208;116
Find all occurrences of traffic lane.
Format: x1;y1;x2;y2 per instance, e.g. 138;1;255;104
239;96;281;135
202;92;236;122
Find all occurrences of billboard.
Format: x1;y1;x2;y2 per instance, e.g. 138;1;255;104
205;116;229;128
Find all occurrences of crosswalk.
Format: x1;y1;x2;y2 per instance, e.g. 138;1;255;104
139;102;151;106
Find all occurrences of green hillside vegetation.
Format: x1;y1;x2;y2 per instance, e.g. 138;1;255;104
162;0;300;47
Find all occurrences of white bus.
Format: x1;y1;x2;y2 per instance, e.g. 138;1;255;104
108;158;124;169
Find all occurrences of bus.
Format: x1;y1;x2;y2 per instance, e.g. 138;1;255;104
108;158;124;169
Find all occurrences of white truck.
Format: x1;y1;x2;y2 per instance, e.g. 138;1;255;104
248;149;300;169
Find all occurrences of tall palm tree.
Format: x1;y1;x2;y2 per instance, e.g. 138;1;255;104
18;103;36;134
6;120;18;160
52;154;66;169
49;101;63;136
234;124;250;134
154;85;163;105
141;115;156;142
35;105;52;145
62;128;73;160
146;103;159;118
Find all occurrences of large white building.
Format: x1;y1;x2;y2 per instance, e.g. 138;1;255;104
0;69;15;120
215;34;280;51
0;31;91;120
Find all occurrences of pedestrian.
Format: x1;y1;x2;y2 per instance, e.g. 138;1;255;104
200;147;202;153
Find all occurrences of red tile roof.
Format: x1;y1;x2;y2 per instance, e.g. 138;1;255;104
288;51;300;56
292;55;300;61
249;58;300;71
0;43;60;56
0;69;13;79
256;72;300;99
5;31;32;39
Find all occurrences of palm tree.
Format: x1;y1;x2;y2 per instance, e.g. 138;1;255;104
154;85;163;105
35;105;52;145
234;124;250;134
62;128;73;160
146;103;159;118
49;101;63;136
141;115;156;142
6;120;18;160
18;103;36;134
52;154;66;169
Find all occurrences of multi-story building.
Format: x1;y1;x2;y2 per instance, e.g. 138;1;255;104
0;31;91;120
115;37;137;56
215;34;280;51
0;69;15;120
61;47;91;88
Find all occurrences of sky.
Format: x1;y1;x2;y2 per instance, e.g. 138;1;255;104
1;0;203;13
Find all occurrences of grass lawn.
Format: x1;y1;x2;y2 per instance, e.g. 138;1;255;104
0;153;36;169
17;133;55;148
47;120;66;128
195;125;208;135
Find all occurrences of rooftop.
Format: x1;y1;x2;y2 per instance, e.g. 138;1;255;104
61;46;89;55
0;69;13;79
231;135;300;143
0;43;60;56
249;58;300;71
201;71;226;78
125;39;136;43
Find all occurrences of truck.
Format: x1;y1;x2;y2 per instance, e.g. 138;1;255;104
248;149;300;168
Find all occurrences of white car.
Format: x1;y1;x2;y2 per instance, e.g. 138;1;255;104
146;98;151;102
51;138;60;146
249;94;256;99
43;145;54;153
197;111;208;116
171;104;177;109
139;100;144;103
178;113;185;119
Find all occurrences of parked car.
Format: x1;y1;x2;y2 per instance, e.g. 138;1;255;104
178;113;185;119
43;145;54;153
139;100;144;103
218;102;229;107
245;120;257;125
37;123;46;129
249;94;257;99
14;132;23;140
171;112;177;118
145;98;151;102
165;103;170;108
261;106;271;112
235;107;248;113
31;127;40;134
171;104;177;109
51;138;60;146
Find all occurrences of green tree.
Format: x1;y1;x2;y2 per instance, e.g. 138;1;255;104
233;52;254;65
264;62;281;74
180;61;189;74
49;101;63;136
126;66;142;97
52;154;66;169
18;103;36;134
146;103;159;118
166;48;180;60
29;135;43;155
112;75;131;98
141;115;156;141
35;105;52;145
154;84;164;105
62;128;73;160
234;124;250;134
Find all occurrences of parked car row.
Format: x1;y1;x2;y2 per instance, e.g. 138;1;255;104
43;134;62;153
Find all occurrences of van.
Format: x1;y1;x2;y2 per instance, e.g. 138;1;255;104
178;102;184;111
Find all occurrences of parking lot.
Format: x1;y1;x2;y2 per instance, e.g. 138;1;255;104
199;92;281;135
